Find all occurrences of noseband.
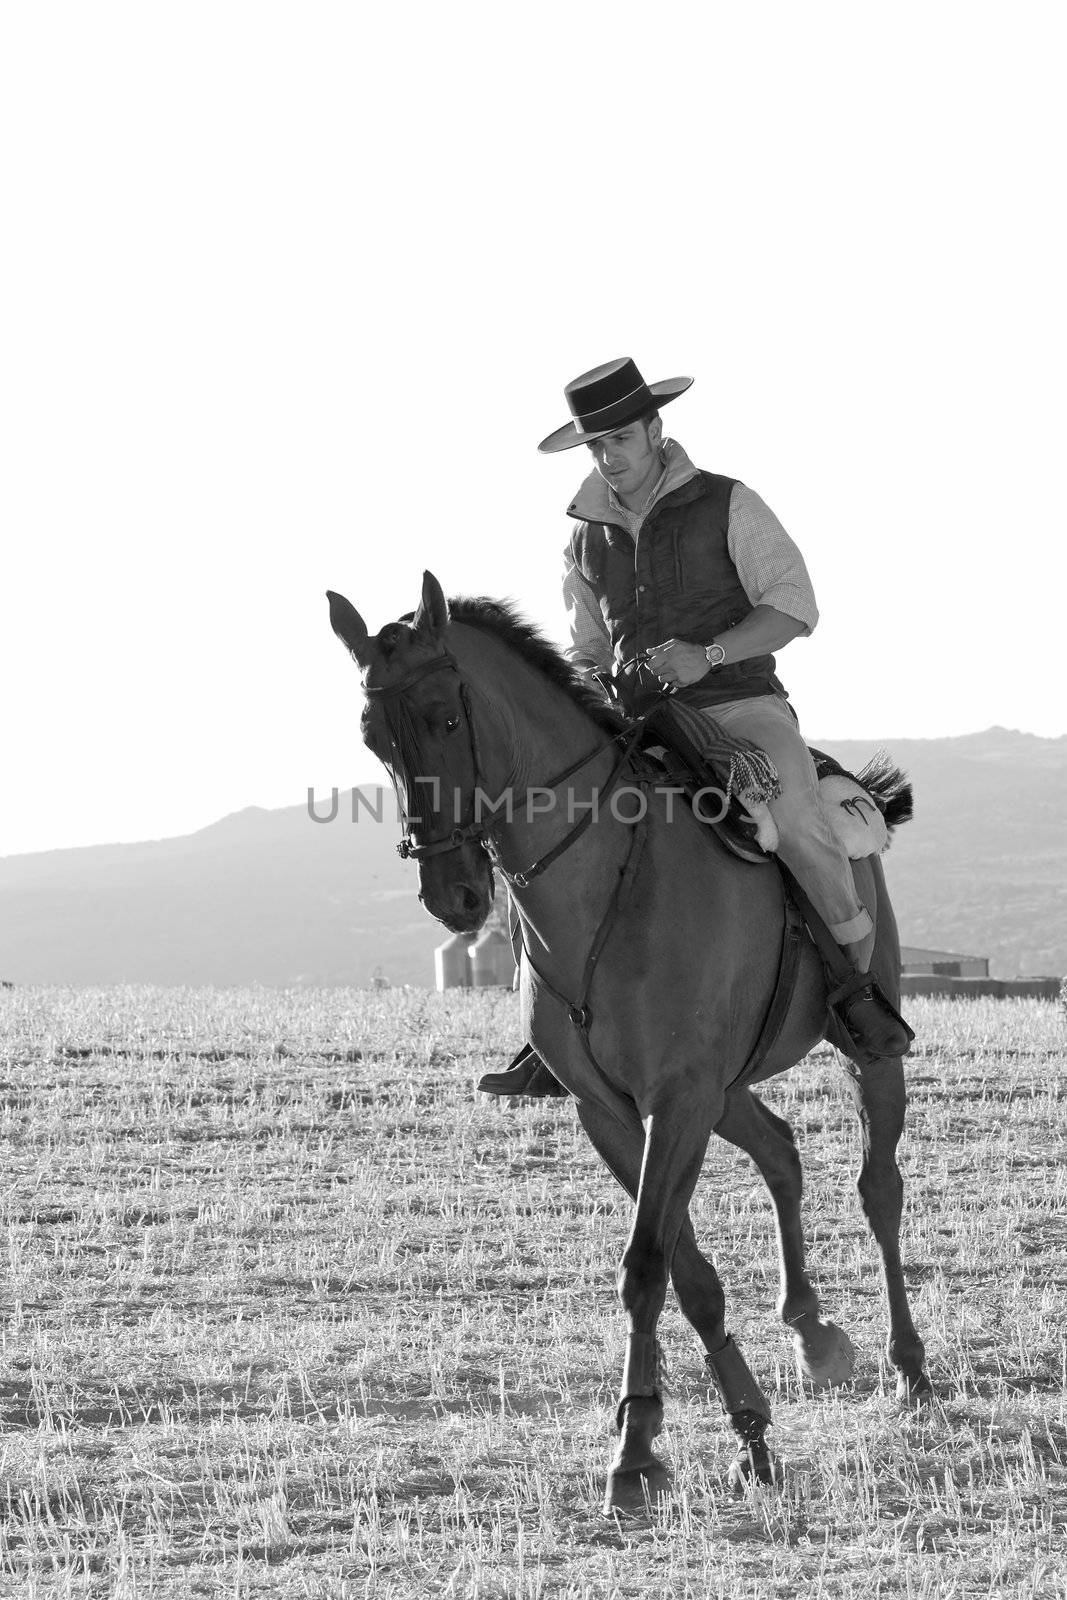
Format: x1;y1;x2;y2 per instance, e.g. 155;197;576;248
365;649;645;885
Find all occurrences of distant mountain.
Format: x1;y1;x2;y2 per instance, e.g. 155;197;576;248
0;729;1063;985
0;790;441;987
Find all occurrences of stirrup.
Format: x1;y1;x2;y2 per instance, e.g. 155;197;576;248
828;972;915;1056
477;1043;568;1098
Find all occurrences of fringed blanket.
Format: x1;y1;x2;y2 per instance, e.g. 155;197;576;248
659;700;782;851
652;705;890;860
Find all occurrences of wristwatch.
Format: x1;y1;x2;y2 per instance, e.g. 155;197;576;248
704;641;727;669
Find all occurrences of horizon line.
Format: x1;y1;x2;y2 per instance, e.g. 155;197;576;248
0;723;1062;863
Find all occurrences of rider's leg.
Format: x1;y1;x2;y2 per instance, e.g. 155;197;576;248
708;695;911;1057
478;1041;566;1097
708;698;866;917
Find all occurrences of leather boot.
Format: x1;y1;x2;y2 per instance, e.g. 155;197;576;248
478;1043;569;1097
828;970;915;1059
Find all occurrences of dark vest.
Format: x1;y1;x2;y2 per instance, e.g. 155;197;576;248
568;470;785;713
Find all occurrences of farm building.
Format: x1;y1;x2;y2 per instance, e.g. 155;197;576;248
900;946;989;978
434;886;517;990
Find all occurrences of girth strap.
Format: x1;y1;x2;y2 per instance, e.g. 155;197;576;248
727;886;805;1090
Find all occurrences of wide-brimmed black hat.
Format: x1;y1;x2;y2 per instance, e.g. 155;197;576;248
537;357;693;454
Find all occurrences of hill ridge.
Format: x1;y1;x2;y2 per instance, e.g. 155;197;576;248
0;732;1063;984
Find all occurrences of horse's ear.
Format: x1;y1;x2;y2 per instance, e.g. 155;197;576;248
326;590;371;666
413;571;450;636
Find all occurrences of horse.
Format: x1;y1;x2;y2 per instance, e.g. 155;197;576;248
326;572;931;1517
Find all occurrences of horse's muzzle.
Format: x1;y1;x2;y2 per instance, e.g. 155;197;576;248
418;866;494;935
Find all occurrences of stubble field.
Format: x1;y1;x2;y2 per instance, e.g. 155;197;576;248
0;986;1064;1599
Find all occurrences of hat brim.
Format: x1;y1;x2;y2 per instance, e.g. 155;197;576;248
537;376;694;454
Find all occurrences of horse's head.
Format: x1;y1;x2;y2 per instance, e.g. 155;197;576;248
327;571;496;935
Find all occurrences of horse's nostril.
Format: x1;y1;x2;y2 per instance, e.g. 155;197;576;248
459;884;481;915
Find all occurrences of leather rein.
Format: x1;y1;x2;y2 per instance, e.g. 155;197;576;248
365;650;648;887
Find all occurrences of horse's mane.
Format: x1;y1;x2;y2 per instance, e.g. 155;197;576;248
448;596;626;735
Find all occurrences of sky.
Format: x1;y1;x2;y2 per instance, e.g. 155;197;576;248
2;3;1064;856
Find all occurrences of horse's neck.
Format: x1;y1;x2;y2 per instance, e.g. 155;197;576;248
508;688;608;795
453;628;632;953
454;626;609;794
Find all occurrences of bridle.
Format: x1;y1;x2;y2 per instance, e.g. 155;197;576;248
365;648;649;887
365;651;488;862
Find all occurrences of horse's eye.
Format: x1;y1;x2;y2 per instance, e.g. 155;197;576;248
445;715;461;734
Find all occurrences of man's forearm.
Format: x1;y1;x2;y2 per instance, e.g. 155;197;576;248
563;555;614;676
711;604;806;664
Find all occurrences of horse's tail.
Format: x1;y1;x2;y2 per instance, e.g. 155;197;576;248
855;750;914;837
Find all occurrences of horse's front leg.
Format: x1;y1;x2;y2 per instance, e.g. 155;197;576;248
605;1099;717;1517
577;1095;780;1504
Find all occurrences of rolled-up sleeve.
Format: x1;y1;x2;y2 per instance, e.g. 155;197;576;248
727;484;819;635
562;539;614;673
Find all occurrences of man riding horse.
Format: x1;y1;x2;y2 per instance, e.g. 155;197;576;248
482;356;912;1093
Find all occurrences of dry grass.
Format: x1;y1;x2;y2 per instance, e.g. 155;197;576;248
0;987;1064;1597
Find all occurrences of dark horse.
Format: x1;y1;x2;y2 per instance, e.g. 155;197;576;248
327;573;931;1516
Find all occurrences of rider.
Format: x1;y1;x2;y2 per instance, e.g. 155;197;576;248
480;356;911;1094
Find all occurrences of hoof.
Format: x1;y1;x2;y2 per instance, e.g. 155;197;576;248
794;1320;856;1388
727;1439;783;1497
603;1456;672;1518
896;1369;934;1407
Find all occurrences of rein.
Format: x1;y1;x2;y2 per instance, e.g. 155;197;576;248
504;721;646;888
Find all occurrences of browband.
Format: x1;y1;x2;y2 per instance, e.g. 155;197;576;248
363;653;456;699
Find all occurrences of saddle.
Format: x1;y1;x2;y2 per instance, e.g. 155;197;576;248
638;707;890;865
638;706;770;863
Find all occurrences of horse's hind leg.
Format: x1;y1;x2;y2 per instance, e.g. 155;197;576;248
714;1087;857;1387
841;1053;931;1402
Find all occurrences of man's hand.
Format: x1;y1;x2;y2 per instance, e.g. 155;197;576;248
648;607;807;689
646;639;710;689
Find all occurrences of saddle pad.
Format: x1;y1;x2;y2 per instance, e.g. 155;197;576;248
638;720;889;862
705;773;889;862
819;774;889;859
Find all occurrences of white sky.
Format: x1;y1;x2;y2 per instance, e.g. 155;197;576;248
2;3;1064;856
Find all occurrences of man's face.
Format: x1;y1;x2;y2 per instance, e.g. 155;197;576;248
586;418;661;498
